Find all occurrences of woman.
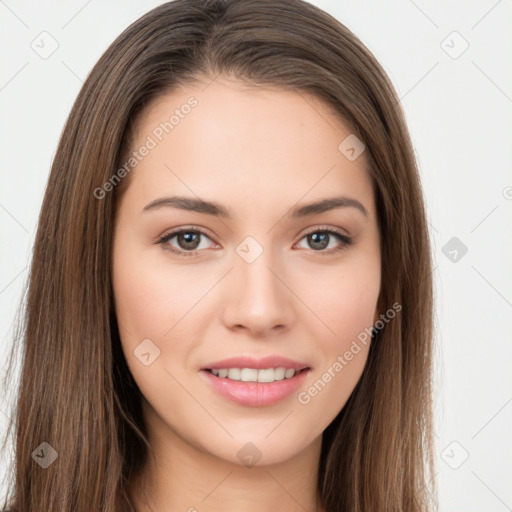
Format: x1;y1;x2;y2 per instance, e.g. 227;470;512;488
1;0;436;510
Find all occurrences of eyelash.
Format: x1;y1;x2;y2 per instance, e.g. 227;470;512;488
156;225;353;258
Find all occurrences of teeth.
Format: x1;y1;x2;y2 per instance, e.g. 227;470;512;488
284;368;295;379
272;367;286;381
227;368;241;380
210;367;298;383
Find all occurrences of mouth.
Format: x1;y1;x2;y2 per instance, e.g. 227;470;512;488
203;366;310;383
199;358;311;407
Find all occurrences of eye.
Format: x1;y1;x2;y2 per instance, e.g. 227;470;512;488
157;225;353;258
296;227;352;254
157;227;215;257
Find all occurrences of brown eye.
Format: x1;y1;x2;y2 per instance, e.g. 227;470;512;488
307;232;330;250
157;228;215;257
176;232;201;250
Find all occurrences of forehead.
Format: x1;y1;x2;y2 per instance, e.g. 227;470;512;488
122;76;375;219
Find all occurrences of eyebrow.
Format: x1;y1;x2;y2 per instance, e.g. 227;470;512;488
142;195;368;218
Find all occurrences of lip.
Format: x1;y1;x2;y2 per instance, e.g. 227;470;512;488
201;355;310;371
200;367;311;407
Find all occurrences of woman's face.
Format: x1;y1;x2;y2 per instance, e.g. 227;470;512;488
112;76;381;467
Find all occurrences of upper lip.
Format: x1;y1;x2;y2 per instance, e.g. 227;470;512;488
201;355;311;371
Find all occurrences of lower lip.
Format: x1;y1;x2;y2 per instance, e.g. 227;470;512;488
200;369;310;407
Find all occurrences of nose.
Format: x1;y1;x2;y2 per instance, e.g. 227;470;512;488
221;248;295;338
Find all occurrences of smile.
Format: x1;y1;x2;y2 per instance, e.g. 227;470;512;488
208;367;298;382
201;367;310;407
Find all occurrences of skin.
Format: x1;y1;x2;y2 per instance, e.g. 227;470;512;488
112;75;381;512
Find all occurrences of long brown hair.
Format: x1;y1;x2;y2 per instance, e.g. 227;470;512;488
1;0;436;510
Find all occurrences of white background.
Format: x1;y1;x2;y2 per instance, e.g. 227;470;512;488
1;1;511;510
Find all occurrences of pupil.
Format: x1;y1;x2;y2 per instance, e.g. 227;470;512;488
309;232;328;250
175;232;330;251
178;232;200;250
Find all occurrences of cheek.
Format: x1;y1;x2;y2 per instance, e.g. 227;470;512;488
112;249;197;343
293;255;380;418
112;243;217;397
111;247;199;407
294;253;380;346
